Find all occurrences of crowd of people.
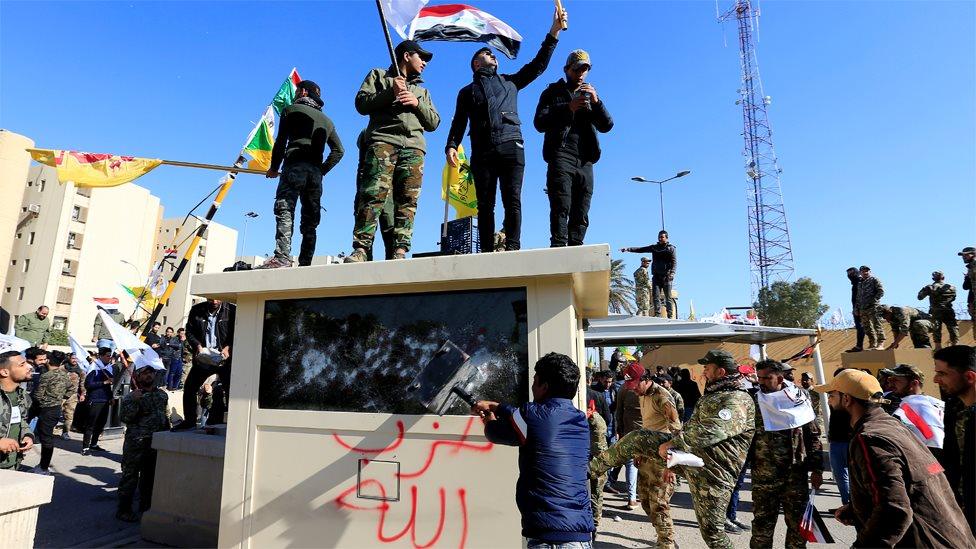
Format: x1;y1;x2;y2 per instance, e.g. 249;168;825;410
474;344;976;548
253;8;616;268
0;297;236;523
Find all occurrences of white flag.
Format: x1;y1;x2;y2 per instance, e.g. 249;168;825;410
749;344;762;362
381;0;428;39
0;332;30;354
97;310;164;370
68;334;95;374
893;394;945;449
757;380;816;431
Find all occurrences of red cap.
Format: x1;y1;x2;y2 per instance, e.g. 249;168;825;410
738;364;756;375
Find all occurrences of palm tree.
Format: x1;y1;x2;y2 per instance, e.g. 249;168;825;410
608;258;636;315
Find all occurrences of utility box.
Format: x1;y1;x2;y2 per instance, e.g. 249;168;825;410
189;245;610;548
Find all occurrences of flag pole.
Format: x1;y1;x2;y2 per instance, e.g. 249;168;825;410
374;0;402;78
160;159;266;175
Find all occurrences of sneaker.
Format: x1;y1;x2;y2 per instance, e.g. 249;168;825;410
730;519;751;531
845;346;863;353
89;445;107;452
60;431;71;440
724;520;742;534
874;344;887;350
393;248;407;260
81;448;91;456
626;500;637;510
256;256;293;269
344;249;367;263
116;510;139;523
29;466;51;476
603;484;620;494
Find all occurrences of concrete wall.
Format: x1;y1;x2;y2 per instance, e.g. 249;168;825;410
0;130;33;329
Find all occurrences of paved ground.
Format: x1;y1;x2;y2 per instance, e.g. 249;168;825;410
26;430;856;548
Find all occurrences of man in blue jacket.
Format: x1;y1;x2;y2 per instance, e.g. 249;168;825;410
472;352;594;547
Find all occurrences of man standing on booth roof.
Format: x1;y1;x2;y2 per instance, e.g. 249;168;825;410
621;230;678;318
445;8;568;253
535;48;613;247
262;80;344;269
346;40;440;263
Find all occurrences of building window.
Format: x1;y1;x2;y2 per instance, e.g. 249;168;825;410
72;206;81;221
22;259;29;273
29;232;35;245
195;263;204;274
53;317;67;330
9;259;15;266
5;287;9;294
18;287;24;300
198;245;206;257
39;180;46;192
67;233;77;249
62;260;72;276
16;233;21;239
163;316;168;325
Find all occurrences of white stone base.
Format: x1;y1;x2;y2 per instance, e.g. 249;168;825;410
0;469;54;549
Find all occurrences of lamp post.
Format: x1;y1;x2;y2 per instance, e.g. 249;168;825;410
239;211;259;260
631;171;691;230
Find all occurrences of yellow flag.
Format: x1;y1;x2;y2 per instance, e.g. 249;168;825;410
28;148;163;188
123;285;160;312
441;145;477;219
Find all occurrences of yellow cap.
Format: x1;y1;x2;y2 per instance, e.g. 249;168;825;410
813;369;886;402
566;49;591;69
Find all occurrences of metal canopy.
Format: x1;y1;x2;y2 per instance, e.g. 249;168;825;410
583;315;815;347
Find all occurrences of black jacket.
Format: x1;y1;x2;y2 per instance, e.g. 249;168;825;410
944;399;976;536
586;387;611;432
445;35;558;153
534;79;613;164
625;243;677;278
269;103;344;173
185;301;236;355
850;275;860;310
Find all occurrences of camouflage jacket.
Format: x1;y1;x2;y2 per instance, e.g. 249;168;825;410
121;388;170;440
640;383;681;433
0;385;34;442
34;368;74;408
917;282;957;312
751;388;823;483
666;386;685;419
857;275;884;309
588;411;608;460
670;376;755;488
634;266;650;290
887;305;927;334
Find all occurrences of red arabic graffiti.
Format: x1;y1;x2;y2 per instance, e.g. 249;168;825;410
331;417;492;548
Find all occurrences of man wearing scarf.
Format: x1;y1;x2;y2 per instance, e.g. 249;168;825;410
444;9;566;253
750;360;823;548
589;350;755;549
263;80;345;269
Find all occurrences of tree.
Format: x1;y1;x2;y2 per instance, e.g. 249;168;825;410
609;259;636;315
754;277;829;328
47;329;68;346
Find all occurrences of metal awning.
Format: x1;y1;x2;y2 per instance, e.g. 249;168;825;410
583;315;815;346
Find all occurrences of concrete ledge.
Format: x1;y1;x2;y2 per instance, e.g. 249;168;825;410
0;469;54;549
141;430;225;548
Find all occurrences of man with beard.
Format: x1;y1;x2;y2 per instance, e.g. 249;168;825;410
621;231;678;318
262;80;344;269
172;299;235;430
0;351;35;470
817;370;975;547
589;350;755;549
884;364;946;462
750;360;823;549
445;9;567;253
934;345;976;536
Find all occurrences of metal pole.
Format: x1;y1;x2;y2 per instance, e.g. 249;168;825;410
810;333;830;422
374;0;402;78
240;217;249;259
658;182;666;230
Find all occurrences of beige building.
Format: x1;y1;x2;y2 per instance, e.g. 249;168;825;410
152;218;237;329
0;130;34;313
2;164;162;341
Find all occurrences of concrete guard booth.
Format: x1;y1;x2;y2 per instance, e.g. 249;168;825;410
186;245;610;548
583;315;829;418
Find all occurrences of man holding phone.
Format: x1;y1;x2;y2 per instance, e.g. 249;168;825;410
0;351;36;470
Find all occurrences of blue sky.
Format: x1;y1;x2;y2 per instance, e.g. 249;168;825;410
2;1;973;319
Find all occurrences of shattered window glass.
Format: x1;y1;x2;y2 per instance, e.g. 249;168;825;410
259;287;529;415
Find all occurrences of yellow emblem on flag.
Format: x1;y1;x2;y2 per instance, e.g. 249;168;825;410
27;148;163;188
441;145;478;219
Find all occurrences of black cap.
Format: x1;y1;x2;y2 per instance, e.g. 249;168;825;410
395;40;433;62
959;246;976;256
653;373;673;383
471;46;493;63
698;349;737;371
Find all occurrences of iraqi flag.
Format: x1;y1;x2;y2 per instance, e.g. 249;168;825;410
409;4;523;59
799;490;835;543
894;394;945;449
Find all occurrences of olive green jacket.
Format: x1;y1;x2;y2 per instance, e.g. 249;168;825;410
355;67;440;153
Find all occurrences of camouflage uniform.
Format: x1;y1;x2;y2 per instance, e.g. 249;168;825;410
857;274;886;348
750;385;823;549
354;130;395;261
666;386;685;421
588;411;608;528
34;368;74;409
918;281;959;347
965;259;976;318
0;386;34;469
634;265;651;316
637;383;683;548
62;372;80;433
119;388;170;513
885;305;935;348
806;388;824;435
591;376;755;549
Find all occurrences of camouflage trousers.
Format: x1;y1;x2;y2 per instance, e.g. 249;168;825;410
930;309;958;347
63;373;79;432
859;305;886;347
119;437;158;512
352;143;424;253
907;319;934;348
590;472;606;528
637;457;676;548
636;287;651;316
274;161;323;266
750;469;810;549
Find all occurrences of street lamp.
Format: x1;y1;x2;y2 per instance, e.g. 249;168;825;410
239;211;259;260
631;171;691;230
